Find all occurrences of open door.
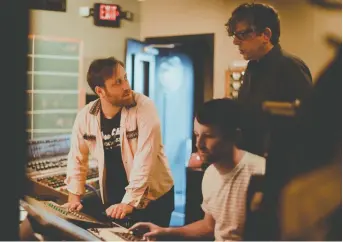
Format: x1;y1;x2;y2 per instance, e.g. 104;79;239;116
125;39;194;226
125;40;156;99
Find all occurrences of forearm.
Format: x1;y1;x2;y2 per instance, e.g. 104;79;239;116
65;147;89;195
165;219;214;240
68;192;81;203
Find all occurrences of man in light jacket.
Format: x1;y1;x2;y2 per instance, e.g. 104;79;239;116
64;57;174;226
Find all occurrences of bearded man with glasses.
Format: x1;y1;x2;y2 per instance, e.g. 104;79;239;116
226;3;313;157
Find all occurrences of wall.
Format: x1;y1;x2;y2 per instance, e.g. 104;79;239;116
30;0;141;94
139;0;233;99
276;0;341;82
139;0;342;98
29;0;341;97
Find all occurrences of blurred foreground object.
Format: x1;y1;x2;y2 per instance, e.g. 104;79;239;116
244;0;342;239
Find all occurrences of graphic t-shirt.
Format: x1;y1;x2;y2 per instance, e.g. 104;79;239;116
101;110;128;205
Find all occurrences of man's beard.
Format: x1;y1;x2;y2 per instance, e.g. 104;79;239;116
106;90;134;107
200;150;233;165
110;97;133;107
203;156;217;164
199;152;215;164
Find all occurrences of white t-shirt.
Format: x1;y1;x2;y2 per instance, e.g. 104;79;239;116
201;151;265;241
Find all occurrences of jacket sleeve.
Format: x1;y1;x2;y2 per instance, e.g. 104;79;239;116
65;112;90;195
121;100;162;209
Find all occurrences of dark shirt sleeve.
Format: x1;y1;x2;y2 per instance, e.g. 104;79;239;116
267;57;313;177
277;57;313;102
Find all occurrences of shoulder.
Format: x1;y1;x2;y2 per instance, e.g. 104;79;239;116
70;100;98;132
76;100;98;120
203;164;217;180
202;165;217;196
132;92;159;123
202;165;219;188
243;151;266;175
134;92;155;109
279;50;312;78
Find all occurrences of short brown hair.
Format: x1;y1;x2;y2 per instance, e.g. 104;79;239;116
87;57;124;94
196;98;241;141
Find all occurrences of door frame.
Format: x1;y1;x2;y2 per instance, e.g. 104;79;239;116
133;54;156;101
144;33;214;151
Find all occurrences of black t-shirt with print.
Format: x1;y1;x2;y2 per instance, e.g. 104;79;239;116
101;110;128;205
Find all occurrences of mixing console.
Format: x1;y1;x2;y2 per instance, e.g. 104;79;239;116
88;227;145;241
23;196;145;241
24;196;109;226
24;135;150;241
31;167;99;195
26;135;100;200
27;157;67;173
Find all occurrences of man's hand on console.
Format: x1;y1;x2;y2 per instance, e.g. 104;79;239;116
106;203;134;219
129;222;169;241
62;193;83;211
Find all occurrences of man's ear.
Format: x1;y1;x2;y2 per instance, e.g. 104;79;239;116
263;27;272;43
95;86;103;98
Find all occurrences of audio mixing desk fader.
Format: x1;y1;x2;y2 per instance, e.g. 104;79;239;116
22;196;146;241
29;164;99;196
23;196;109;226
26;135;100;203
88;227;146;241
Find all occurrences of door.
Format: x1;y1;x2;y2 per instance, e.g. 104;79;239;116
125;39;194;226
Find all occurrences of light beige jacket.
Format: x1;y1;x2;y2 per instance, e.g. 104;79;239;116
65;92;174;208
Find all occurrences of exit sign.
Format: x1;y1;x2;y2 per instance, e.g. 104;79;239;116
93;3;121;27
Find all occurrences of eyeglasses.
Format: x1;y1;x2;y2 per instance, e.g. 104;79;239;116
231;28;255;41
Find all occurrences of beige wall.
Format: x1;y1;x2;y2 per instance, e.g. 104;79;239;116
139;0;342;98
29;0;341;97
30;0;141;94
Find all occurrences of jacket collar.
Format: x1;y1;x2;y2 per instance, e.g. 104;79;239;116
251;44;282;67
89;92;138;116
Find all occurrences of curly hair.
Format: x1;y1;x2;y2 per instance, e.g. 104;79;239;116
226;3;280;45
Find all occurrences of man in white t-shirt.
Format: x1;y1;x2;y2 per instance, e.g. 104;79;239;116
129;98;266;241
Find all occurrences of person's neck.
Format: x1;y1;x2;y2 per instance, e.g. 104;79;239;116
213;147;245;175
256;43;274;62
100;99;121;119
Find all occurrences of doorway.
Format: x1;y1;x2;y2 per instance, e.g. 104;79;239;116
125;34;214;226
